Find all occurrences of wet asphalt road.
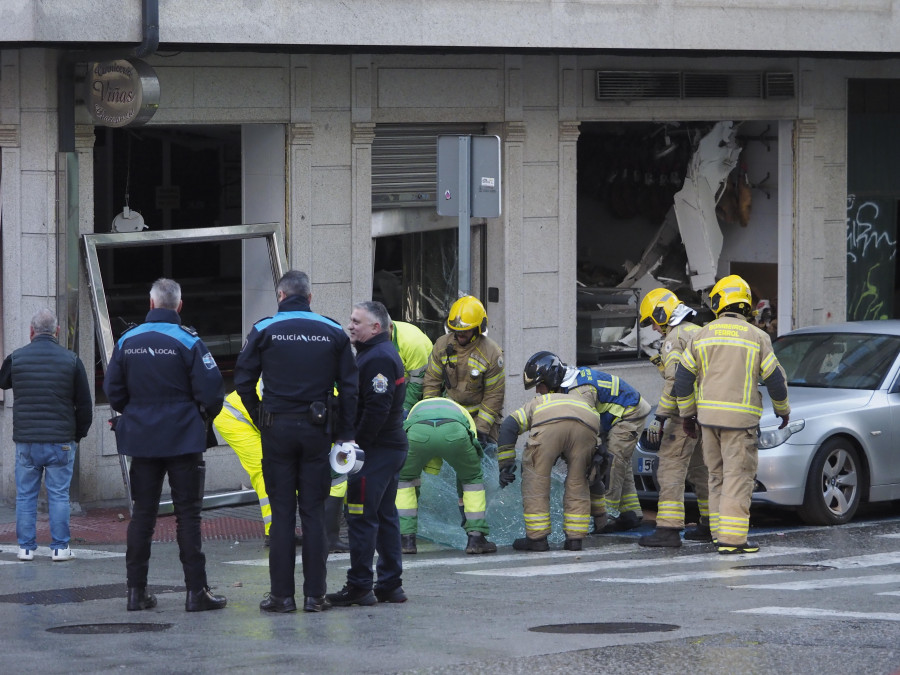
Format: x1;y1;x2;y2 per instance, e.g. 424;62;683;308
2;502;900;674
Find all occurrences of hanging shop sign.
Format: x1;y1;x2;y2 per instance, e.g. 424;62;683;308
85;58;160;128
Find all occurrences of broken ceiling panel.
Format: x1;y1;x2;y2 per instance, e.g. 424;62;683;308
673;121;742;291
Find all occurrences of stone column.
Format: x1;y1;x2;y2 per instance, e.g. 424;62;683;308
288;123;314;272
558;120;580;363
351;122;375;306
794;119;825;327
502;121;526;387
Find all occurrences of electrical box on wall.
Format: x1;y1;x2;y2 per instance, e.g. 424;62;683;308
436;135;501;219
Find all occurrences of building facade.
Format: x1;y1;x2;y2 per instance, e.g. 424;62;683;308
1;1;898;506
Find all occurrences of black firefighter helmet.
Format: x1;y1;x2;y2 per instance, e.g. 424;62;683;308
523;351;567;391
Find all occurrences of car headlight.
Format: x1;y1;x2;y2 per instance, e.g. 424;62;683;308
757;419;805;449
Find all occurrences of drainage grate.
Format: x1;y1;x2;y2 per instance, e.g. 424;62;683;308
529;622;679;634
0;584;181;605
48;623;172;634
735;564;834;572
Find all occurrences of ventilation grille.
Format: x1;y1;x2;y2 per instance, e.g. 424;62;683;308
596;70;795;101
596;71;681;100
683;72;762;99
765;72;796;99
372;123;484;208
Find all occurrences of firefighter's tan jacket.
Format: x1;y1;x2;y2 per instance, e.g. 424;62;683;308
496;393;601;465
655;321;700;419
673;312;790;428
423;332;505;438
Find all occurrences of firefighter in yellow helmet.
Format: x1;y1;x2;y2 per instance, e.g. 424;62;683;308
637;288;709;548
672;275;790;554
423;296;505;444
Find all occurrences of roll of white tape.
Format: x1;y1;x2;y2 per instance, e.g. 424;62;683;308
330;442;365;475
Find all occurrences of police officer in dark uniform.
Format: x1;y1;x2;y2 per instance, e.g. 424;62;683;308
327;301;408;606
104;278;227;612
233;270;358;614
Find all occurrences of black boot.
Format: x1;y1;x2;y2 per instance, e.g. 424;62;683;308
185;587;227;612
563;537;582;551
593;514;608;533
684;517;713;542
401;534;417;554
513;536;550;552
465;532;497;554
127;587;157;611
324;495;349;553
639;527;682;548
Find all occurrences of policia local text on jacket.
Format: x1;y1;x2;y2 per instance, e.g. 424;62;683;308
233;286;359;611
672;308;790;552
104;291;226;612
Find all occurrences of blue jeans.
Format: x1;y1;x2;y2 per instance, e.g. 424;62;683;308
15;441;77;550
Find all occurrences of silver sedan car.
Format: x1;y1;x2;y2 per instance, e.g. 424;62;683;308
632;320;900;525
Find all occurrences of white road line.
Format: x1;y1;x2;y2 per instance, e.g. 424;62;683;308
877;533;900;539
816;552;900;569
0;545;123;559
877;591;900;596
592;568;787;584
735;606;900;622
732;573;900;590
458;547;820;577
225;545;638;568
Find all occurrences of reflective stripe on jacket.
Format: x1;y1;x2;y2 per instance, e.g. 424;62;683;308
672;312;790;428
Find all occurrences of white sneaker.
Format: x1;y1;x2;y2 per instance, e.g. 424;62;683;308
51;547;74;562
17;548;34;561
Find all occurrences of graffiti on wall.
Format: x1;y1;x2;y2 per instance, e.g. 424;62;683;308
846;194;896;320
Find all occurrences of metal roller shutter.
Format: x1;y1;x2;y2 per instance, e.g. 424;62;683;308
372;123;485;209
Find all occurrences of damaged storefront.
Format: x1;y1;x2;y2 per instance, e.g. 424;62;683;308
2;6;896;505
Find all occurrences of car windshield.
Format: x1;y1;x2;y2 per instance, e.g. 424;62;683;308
773;331;900;389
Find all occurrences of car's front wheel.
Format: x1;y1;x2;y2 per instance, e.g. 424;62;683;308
797;438;863;526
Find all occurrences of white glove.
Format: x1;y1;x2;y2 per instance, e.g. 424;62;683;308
647;417;664;446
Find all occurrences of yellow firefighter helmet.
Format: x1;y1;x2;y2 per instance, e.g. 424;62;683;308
639;288;682;328
709;274;753;316
446;295;488;334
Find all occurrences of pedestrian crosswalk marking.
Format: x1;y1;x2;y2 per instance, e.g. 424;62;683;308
225;545;637;568
816;551;900;569
735;606;900;622
592;568;787;584
458;547;819;577
0;545;123;560
732;573;900;591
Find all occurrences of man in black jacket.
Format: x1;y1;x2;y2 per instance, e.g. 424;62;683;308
0;308;92;562
327;300;408;607
234;270;359;614
104;278;226;612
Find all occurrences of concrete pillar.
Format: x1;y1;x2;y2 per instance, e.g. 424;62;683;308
351;122;375;307
558;120;580;364
794;119;826;327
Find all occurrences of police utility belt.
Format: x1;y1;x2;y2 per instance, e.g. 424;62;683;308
259;400;329;428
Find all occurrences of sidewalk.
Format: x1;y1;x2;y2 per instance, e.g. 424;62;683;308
0;501;266;546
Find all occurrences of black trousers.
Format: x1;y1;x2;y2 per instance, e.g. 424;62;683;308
261;415;331;598
346;448;407;592
126;453;207;591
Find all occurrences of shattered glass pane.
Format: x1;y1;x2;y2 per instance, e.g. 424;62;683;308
416;455;572;549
